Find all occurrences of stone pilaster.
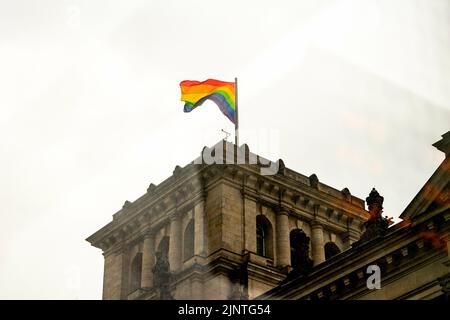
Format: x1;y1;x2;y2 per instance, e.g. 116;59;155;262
194;201;206;256
276;208;290;268
311;222;325;266
169;212;182;272
243;195;257;253
141;231;155;288
102;247;127;300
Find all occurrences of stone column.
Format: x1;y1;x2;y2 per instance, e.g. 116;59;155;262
276;209;290;268
311;222;325;266
194;201;206;256
169;212;182;272
141;231;155;288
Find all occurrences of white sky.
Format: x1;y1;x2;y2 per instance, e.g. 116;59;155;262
0;0;449;299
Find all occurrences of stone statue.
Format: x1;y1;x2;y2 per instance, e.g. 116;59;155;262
296;233;314;275
285;233;314;282
228;254;249;300
152;251;174;300
354;188;390;245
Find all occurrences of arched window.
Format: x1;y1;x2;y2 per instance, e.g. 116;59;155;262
256;222;265;256
183;220;195;261
325;242;341;260
256;215;273;258
290;229;310;269
130;252;142;293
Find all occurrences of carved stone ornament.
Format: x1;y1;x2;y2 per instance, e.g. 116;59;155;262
353;188;389;246
309;174;319;189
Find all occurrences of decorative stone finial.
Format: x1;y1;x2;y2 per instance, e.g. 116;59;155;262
173;165;182;177
353;188;389;246
366;188;384;208
122;200;132;209
366;188;384;222
341;188;351;201
309;174;319;189
147;183;156;193
278;159;285;175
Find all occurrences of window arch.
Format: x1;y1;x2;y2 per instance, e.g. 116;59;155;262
324;242;341;260
256;215;273;258
183;219;195;261
130;252;142;293
290;229;310;269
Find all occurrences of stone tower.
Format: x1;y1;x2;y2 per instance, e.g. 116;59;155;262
86;140;369;299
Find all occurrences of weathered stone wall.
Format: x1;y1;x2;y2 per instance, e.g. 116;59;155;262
103;250;127;299
89;142;368;300
221;183;244;253
205;183;223;255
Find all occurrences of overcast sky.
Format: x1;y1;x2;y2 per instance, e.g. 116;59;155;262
1;0;449;299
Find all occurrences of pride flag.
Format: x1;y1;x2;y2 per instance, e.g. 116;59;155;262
180;79;236;124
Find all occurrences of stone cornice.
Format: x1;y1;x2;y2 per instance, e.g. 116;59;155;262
239;179;365;232
259;211;450;300
220;165;368;221
87;142;369;251
86;170;207;250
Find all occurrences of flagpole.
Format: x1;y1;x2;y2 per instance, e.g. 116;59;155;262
235;77;239;146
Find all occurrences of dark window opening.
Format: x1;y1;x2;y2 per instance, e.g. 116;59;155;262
184;220;195;261
256;215;273;258
130;252;143;293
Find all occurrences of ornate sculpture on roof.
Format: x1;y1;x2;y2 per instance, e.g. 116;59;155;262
284;232;314;282
309;174;319;189
354;188;390;245
366;188;384;221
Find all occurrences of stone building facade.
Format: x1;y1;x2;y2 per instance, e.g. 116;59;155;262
86;141;369;299
259;132;450;300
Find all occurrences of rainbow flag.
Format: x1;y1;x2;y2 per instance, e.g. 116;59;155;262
180;79;236;124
